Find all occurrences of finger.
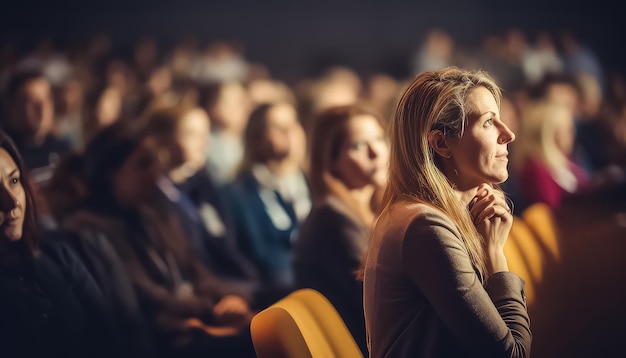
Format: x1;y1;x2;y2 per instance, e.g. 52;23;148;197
470;193;496;219
473;192;509;216
476;204;509;223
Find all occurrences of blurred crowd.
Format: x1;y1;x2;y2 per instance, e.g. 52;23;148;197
0;26;625;357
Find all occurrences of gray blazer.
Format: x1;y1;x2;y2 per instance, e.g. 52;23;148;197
363;202;531;357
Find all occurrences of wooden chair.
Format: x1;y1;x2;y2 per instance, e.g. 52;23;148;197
250;288;364;358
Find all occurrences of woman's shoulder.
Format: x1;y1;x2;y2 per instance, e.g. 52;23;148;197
387;201;454;226
314;196;361;222
37;235;91;277
375;201;460;245
299;197;365;236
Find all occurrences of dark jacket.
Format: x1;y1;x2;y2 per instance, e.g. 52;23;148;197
55;221;155;357
0;237;125;358
222;171;299;304
173;170;259;285
292;196;370;356
363;202;531;358
63;206;250;323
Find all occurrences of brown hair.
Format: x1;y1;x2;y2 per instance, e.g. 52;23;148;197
308;103;387;225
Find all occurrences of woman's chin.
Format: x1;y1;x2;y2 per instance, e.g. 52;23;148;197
5;232;23;242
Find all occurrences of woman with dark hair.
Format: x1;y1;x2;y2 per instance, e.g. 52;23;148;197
61;121;256;358
144;104;260;299
292;104;389;356
223;101;310;306
0;131;124;358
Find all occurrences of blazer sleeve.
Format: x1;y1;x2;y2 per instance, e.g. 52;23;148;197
402;213;532;358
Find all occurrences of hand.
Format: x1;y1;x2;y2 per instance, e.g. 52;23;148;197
469;184;513;274
213;295;252;327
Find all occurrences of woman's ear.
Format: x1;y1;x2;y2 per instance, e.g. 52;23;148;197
427;130;452;159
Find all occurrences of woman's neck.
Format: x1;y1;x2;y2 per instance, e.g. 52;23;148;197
454;185;481;208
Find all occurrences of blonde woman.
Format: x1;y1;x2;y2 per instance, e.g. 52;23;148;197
292;104;389;356
514;100;590;209
363;67;531;357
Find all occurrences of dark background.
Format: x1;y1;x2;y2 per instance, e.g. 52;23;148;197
1;0;623;81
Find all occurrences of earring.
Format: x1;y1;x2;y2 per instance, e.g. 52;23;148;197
453;169;460;177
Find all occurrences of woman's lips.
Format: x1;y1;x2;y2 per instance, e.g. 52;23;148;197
1;217;17;227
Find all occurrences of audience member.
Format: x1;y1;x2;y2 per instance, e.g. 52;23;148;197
61;122;256;358
144;104;261;299
293;104;389;356
363;67;530;357
513;100;590;209
200;81;252;184
0;131;126;358
1;68;71;183
223;101;310;306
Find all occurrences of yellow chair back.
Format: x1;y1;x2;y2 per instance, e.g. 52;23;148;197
250;288;364;358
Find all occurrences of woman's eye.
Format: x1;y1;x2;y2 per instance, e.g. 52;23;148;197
483;118;494;127
10;178;19;185
350;142;366;150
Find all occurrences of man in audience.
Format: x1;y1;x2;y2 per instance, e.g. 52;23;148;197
2;68;72;183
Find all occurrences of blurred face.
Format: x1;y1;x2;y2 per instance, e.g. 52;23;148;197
0;149;26;242
260;103;300;162
10;78;54;139
96;87;122;127
547;83;580;117
62;80;84;112
332;115;389;189
112;140;161;207
177;108;210;168
313;81;358;113
554;108;576;156
212;82;251;134
447;87;515;189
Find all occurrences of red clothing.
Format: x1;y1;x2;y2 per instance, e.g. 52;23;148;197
519;158;590;209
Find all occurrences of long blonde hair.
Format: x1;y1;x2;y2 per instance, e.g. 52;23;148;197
513;100;573;174
309;104;387;226
382;67;503;277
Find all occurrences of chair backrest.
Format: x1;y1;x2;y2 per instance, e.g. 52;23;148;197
521;202;561;261
250;288;364;358
505;216;545;306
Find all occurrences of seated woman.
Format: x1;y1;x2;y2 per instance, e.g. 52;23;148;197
513;100;590;209
43;149;156;358
223;101;310;306
144;104;260;298
363;67;531;357
292;104;389;356
0;131;125;358
61;121;256;358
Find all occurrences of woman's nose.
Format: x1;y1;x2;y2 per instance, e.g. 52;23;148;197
499;122;516;144
0;185;18;212
368;143;379;159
